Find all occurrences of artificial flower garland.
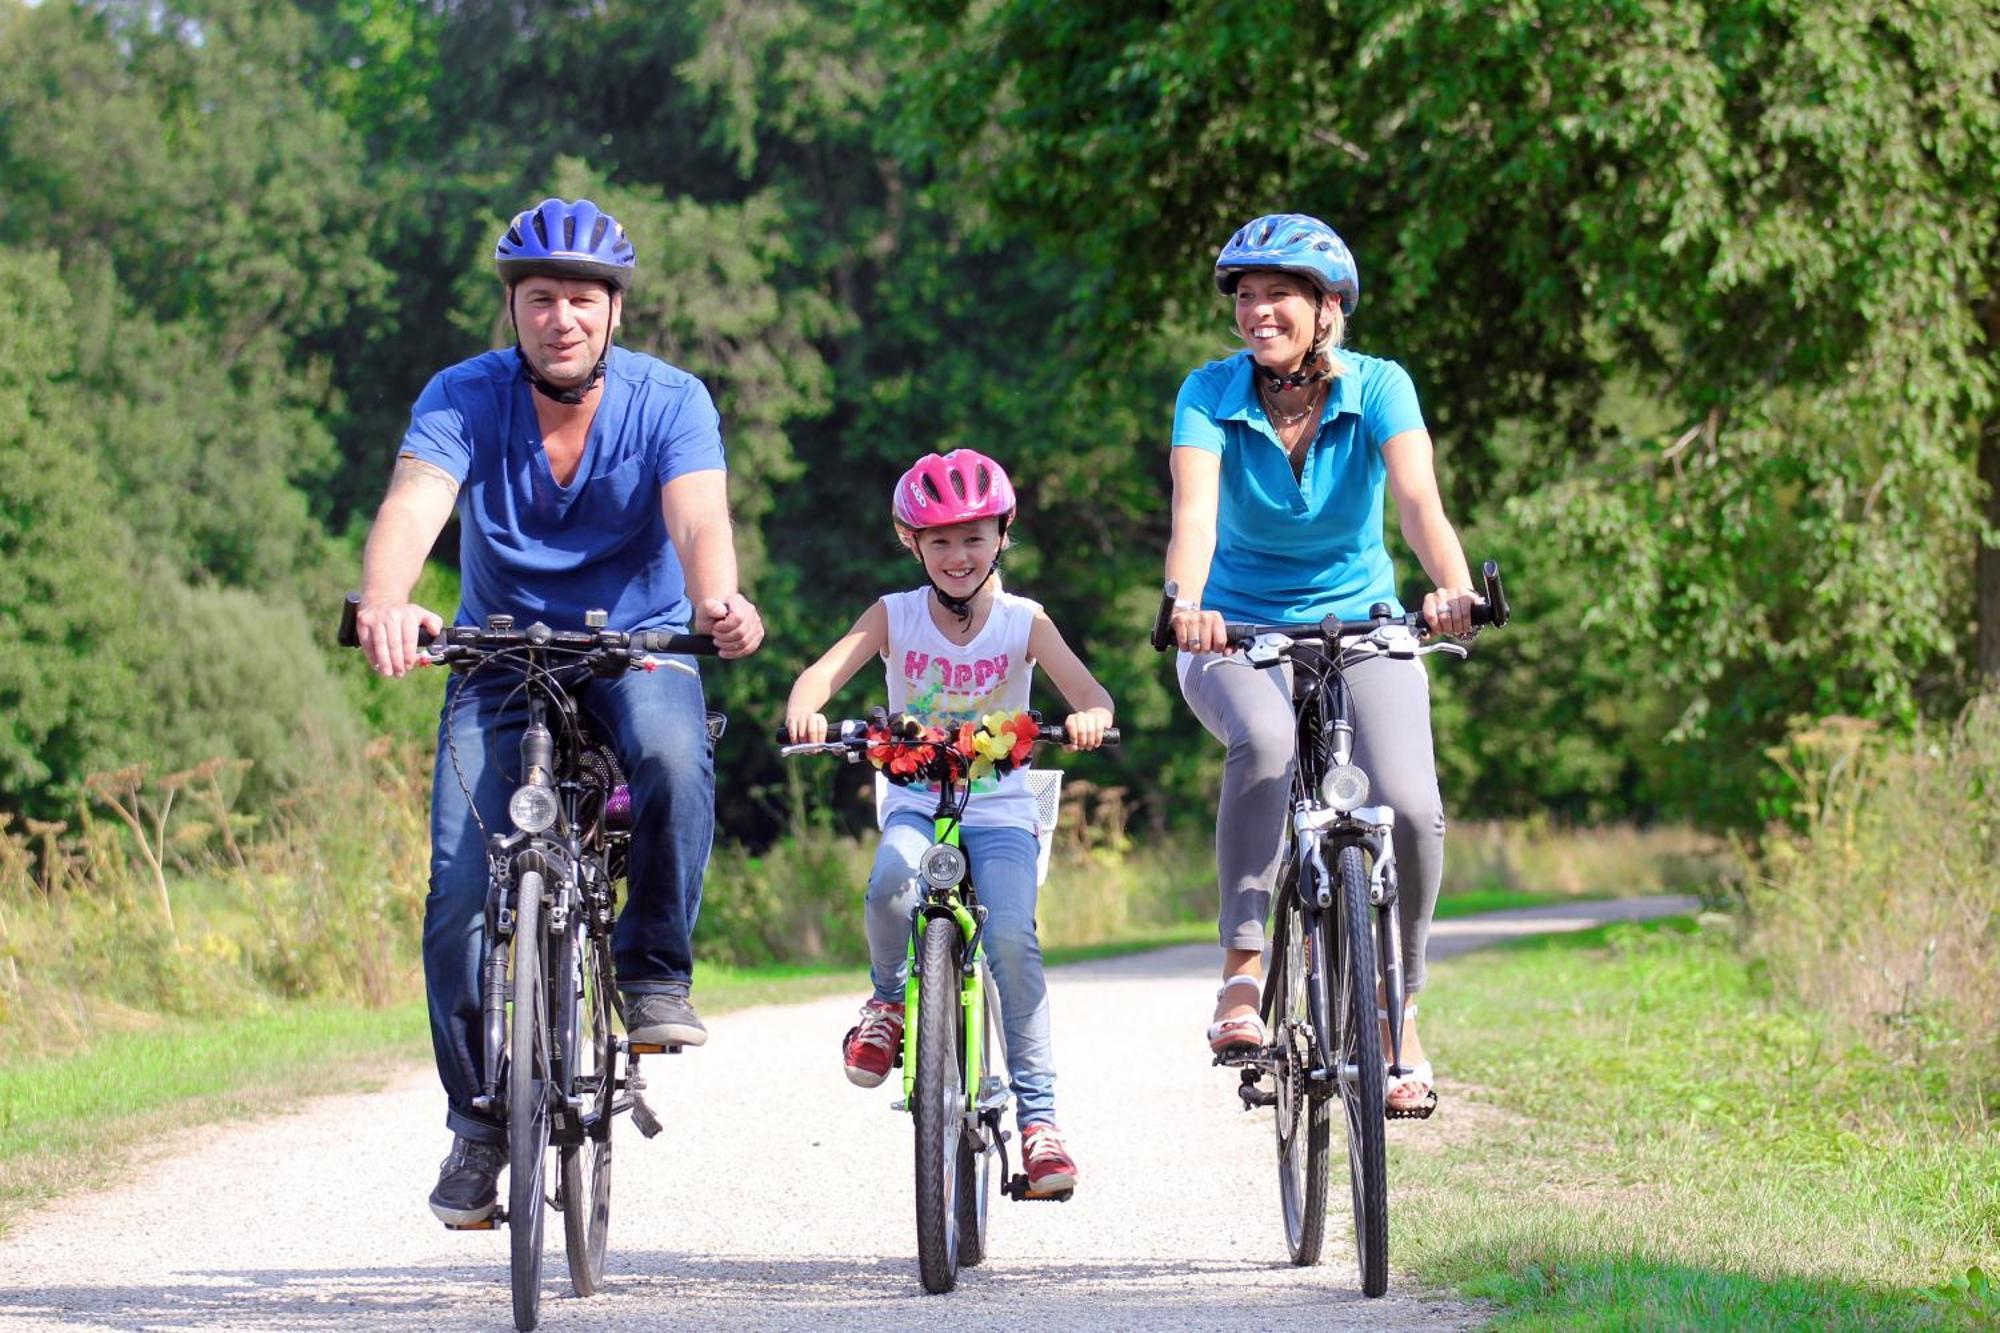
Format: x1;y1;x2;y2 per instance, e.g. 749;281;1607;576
866;709;1041;785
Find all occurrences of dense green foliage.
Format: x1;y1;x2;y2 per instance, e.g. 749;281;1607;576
0;0;1993;837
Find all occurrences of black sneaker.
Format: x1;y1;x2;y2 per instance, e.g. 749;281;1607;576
429;1136;506;1225
623;988;707;1048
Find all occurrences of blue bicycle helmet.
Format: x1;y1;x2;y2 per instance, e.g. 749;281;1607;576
1213;213;1360;315
494;197;636;291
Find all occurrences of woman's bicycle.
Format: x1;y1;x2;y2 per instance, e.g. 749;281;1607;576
779;710;1118;1294
339;596;721;1331
1150;562;1508;1296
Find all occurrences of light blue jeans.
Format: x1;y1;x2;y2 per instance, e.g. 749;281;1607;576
868;811;1055;1127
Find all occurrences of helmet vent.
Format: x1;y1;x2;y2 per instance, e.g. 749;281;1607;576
973;463;991;496
589;216;609;249
921;475;943;504
562;214;577;249
948;468;967;500
530;210;551;248
505;225;524;248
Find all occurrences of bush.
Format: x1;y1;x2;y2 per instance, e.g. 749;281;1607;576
1744;702;2000;1106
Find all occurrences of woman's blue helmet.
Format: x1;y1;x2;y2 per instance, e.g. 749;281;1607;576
1213;213;1360;315
494;198;636;291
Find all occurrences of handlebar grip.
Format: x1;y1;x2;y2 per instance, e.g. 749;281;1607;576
1035;724;1122;746
1149;581;1179;653
636;629;719;656
1476;559;1510;628
338;593;439;650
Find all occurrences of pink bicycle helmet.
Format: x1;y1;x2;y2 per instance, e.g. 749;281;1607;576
891;449;1017;530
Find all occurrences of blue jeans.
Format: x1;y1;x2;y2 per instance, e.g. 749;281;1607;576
424;662;715;1145
867;811;1055;1127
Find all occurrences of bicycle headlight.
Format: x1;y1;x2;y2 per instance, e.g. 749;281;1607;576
1321;764;1369;813
507;783;560;834
919;843;967;890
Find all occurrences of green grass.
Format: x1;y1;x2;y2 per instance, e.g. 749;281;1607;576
1396;918;1998;1329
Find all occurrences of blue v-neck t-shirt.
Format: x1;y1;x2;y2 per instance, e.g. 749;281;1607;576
1171;348;1426;624
398;346;726;633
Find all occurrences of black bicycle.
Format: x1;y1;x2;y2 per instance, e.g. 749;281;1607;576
1151;561;1508;1296
338;596;721;1330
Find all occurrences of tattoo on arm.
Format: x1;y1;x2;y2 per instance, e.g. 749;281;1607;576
389;455;460;500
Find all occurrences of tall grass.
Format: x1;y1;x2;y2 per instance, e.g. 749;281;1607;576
1743;702;2000;1107
1441;817;1729;901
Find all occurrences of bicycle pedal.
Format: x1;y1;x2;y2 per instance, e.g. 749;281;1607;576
1238;1084;1277;1110
443;1212;502;1232
1003;1174;1072;1203
626;1041;682;1056
1211;1044;1267;1068
1385;1092;1438;1121
631;1096;665;1139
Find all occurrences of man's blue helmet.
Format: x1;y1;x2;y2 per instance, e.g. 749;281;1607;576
1213;213;1359;315
494;198;636;291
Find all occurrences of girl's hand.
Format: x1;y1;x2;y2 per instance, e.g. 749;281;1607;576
1421;586;1477;637
1065;707;1113;750
1170;606;1233;655
785;707;829;743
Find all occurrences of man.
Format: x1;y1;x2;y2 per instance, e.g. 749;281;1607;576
354;197;763;1224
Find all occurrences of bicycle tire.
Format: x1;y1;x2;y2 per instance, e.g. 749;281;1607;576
954;961;996;1267
509;869;551;1331
913;915;963;1294
559;925;615;1296
1273;893;1333;1265
1333;843;1388;1297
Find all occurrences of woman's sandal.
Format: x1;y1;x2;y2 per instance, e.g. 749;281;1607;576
1379;1002;1439;1120
1206;973;1267;1055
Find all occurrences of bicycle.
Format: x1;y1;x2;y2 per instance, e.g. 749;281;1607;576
779;710;1119;1294
338;595;722;1331
1149;561;1509;1296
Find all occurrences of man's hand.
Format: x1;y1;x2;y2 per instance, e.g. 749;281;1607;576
697;594;764;658
357;600;445;677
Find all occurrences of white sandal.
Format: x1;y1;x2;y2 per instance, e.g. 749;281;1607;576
1378;1002;1437;1118
1206;974;1266;1053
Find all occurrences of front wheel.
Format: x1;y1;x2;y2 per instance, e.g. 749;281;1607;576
954;962;997;1267
1273;893;1333;1266
560;926;616;1295
1334;843;1388;1297
912;915;964;1294
508;870;552;1331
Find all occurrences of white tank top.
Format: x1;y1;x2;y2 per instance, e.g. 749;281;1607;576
877;586;1042;832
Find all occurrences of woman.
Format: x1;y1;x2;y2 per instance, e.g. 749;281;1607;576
1163;212;1475;1114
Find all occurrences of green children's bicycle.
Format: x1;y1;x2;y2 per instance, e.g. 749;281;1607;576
781;710;1118;1293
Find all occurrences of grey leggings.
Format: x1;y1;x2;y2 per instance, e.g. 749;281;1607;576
1178;649;1445;993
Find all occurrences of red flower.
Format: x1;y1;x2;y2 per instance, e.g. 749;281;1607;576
1008;711;1037;766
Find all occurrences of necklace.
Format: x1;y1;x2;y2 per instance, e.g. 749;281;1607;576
1258;377;1324;433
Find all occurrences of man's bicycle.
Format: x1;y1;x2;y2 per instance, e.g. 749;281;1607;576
1150;562;1508;1296
339;596;721;1331
779;711;1117;1294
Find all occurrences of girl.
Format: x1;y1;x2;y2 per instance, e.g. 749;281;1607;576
786;448;1115;1193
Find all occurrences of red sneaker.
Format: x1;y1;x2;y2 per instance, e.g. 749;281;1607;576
841;998;904;1088
1020;1122;1078;1194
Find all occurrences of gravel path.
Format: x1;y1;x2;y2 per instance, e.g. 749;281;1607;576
0;896;1695;1332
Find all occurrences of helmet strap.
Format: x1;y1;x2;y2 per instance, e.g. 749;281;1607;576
920;550;1003;630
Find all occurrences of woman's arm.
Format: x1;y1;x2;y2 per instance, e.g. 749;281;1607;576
785;600;891;742
1165;447;1233;653
1026;612;1115;749
1382;429;1477;635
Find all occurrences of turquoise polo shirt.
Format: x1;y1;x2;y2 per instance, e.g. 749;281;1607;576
1171;348;1426;624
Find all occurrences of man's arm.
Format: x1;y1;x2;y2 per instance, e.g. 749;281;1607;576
356;456;458;676
661;468;764;658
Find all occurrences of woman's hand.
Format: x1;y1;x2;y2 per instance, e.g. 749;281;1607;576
1170;606;1233;655
1421;587;1478;637
1064;707;1113;750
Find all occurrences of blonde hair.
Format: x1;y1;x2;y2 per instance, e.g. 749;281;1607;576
1314;296;1349;378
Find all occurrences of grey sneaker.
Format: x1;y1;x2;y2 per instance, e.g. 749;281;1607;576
429;1136;506;1225
624;988;707;1048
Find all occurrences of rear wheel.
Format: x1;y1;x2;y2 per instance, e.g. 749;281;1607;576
508;870;552;1331
912;915;964;1294
1333;843;1388;1297
560;925;615;1296
1273;891;1332;1265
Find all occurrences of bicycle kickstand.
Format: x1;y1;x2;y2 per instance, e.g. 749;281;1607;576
625;1052;665;1139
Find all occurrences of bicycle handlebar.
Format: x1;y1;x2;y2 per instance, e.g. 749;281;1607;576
1149;559;1511;652
337;592;719;661
774;718;1121;756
